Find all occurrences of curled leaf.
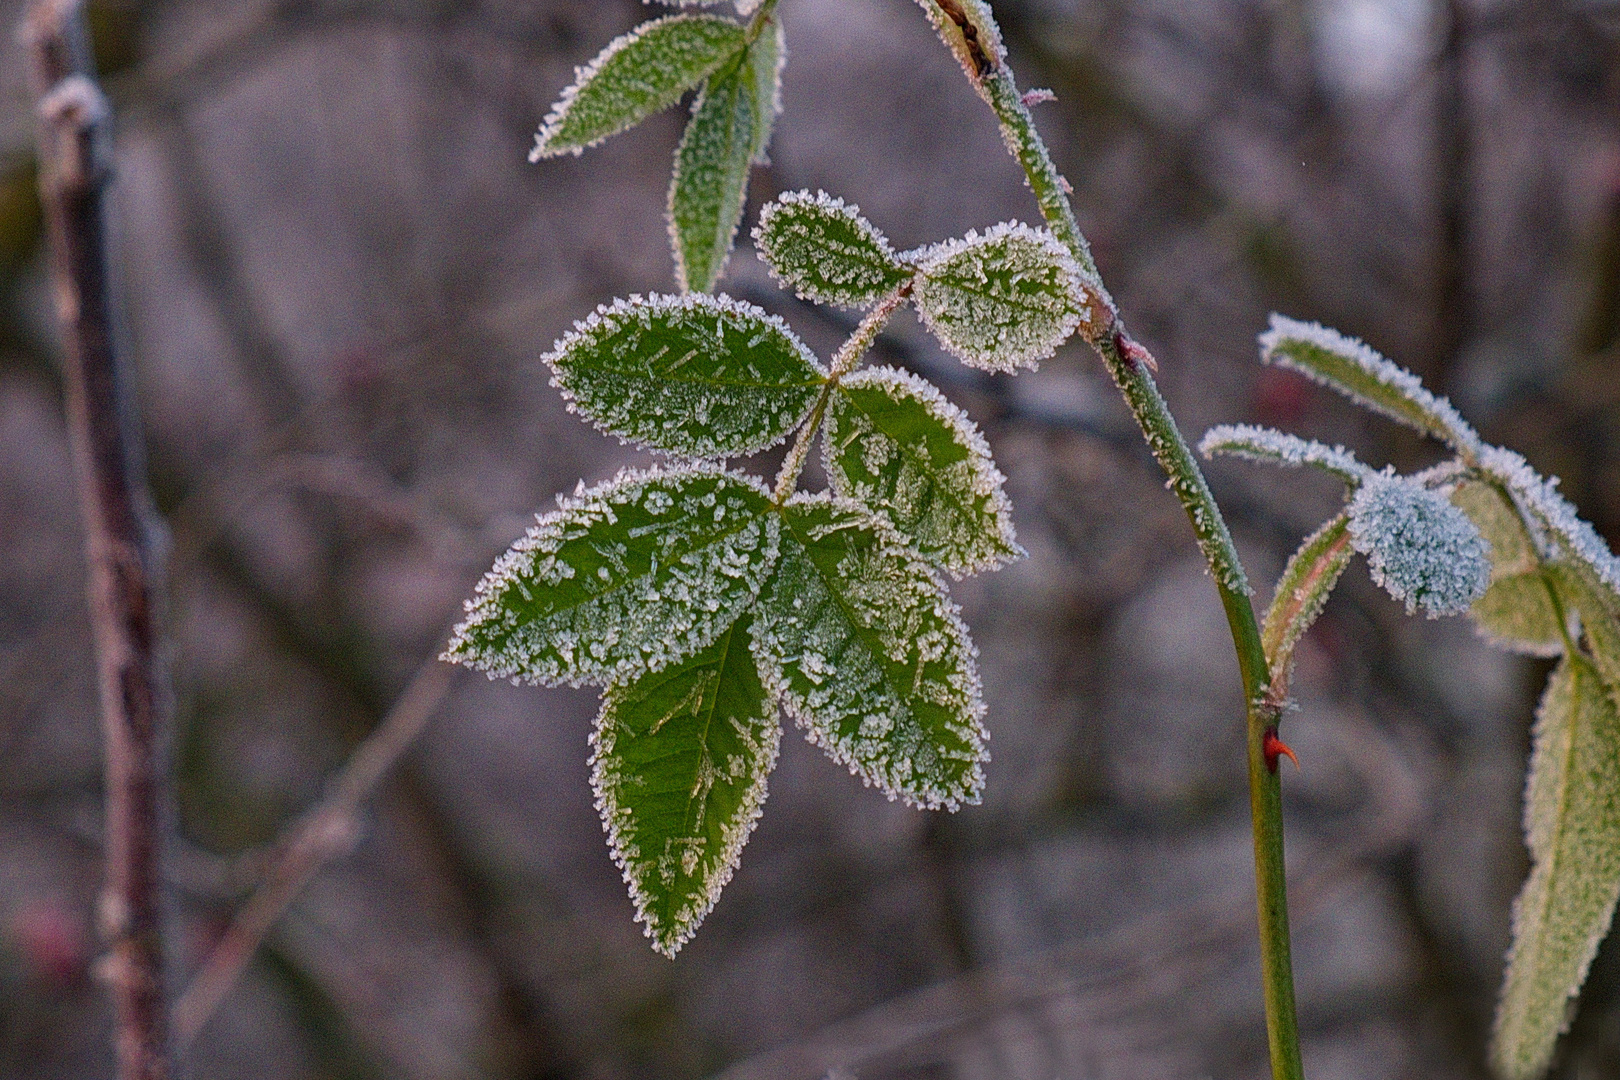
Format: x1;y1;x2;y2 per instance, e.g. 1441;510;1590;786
911;222;1085;372
754;190;914;308
1259;314;1483;454
532;15;747;160
546;293;826;458
445;467;778;687
1199;423;1371;487
1262;513;1354;682
1347;473;1491;618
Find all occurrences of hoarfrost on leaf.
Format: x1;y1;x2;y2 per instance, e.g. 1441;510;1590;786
592;613;780;958
1347;473;1491;618
1451;479;1569;657
444;467;778;687
667;17;783;293
1262;513;1354;680
910;222;1085;372
1491;655;1620;1080
546;293;827;458
750;494;988;809
1258;314;1483;454
823;367;1021;577
531;15;747;159
753;190;915;308
1480;444;1620;598
1198;423;1372;486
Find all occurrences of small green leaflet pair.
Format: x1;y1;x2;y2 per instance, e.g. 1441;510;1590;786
1201;315;1620;1080
530;2;782;293
447;182;1087;951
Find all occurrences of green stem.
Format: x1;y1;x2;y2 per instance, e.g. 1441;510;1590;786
923;5;1305;1077
771;284;912;505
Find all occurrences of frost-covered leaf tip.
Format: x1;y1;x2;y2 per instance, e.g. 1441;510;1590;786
1199;424;1371;487
1347;474;1490;618
752;495;988;808
1450;480;1569;658
1259;315;1482;455
1481;444;1620;598
754;191;915;308
445;467;778;687
824;367;1020;577
593;614;779;957
1491;654;1620;1080
911;222;1085;372
532;15;747;160
668;17;784;293
546;293;826;459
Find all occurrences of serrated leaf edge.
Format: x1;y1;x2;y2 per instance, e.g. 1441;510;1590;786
824;365;1022;578
751;492;989;810
590;618;781;958
1199;423;1372;487
752;189;915;308
531;14;745;161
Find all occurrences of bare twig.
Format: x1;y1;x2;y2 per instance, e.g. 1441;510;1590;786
172;654;458;1049
24;2;172;1076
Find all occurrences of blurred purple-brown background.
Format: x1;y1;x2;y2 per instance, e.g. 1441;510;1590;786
2;1;1620;1076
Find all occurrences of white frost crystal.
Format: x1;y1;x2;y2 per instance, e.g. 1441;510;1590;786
1480;444;1620;596
445;466;779;686
545;292;826;459
910;222;1085;372
531;15;748;159
592;615;779;957
1347;473;1491;618
751;494;988;809
753;190;915;308
1259;314;1483;454
824;367;1020;576
1198;423;1371;486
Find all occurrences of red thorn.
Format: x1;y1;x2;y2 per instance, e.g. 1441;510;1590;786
1262;728;1299;774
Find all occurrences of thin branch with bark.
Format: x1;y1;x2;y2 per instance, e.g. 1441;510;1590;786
24;1;173;1077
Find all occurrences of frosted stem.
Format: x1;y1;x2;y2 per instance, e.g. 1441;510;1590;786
917;4;1305;1078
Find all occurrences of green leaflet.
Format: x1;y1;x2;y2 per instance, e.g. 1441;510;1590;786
531;15;747;159
545;293;826;458
910;222;1084;372
751;495;988;809
823;367;1020;577
668;16;782;295
1198;424;1370;487
1491;655;1620;1080
753;191;915;308
593;614;780;957
1453;480;1567;656
1258;314;1483;454
1546;562;1620;691
1262;513;1353;680
444;467;778;687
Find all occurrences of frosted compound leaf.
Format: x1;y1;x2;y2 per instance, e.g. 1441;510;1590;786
1347;473;1491;619
1491;654;1620;1080
1258;315;1483;454
592;613;780;958
1452;479;1568;657
669;54;758;293
1262;513;1354;681
1481;444;1620;598
444;467;778;687
823;367;1021;577
751;494;988;809
546;293;827;458
531;15;747;160
911;222;1085;372
753;191;915;308
1198;424;1372;487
